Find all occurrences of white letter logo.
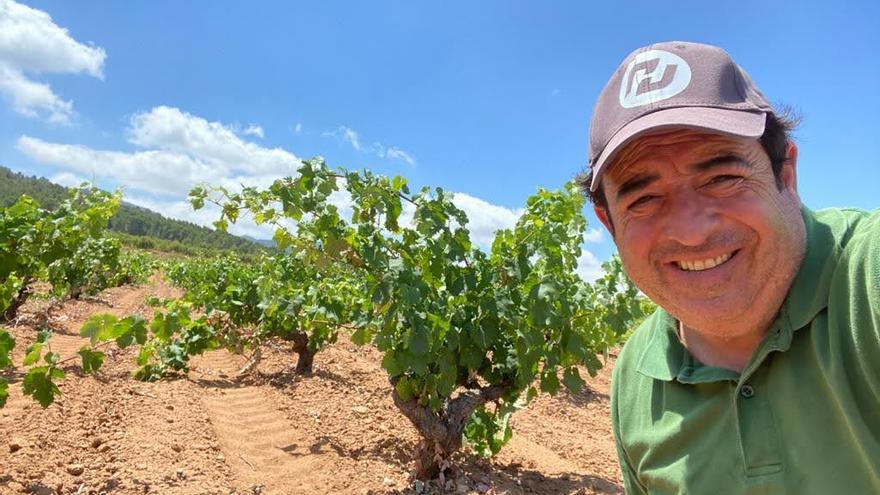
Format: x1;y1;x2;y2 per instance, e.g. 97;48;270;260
619;50;691;108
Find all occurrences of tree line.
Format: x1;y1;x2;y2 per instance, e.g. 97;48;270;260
0;166;266;255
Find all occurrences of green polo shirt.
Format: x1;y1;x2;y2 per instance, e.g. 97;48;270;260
611;207;880;495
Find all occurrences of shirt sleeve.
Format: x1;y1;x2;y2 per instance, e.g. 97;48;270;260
856;209;880;345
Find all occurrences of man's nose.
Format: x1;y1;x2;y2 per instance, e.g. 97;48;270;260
661;191;717;247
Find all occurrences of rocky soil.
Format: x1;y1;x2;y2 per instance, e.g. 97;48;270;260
0;276;622;494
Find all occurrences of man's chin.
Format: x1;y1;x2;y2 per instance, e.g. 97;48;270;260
663;298;750;329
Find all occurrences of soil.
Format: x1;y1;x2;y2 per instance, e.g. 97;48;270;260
0;275;623;495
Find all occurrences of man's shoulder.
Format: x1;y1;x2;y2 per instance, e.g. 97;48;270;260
808;206;879;284
810;206;880;248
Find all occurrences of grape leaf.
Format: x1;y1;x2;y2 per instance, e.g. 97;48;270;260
80;314;118;344
78;348;105;374
562;366;586;393
539;370;560;395
22;342;42;366
0;331;15;368
23;366;64;407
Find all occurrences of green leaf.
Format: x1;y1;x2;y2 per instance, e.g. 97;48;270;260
526;386;538;403
23;366;63;407
407;323;429;356
273;228;294;250
528;281;557;326
136;346;152;366
395;377;416;401
350;326;373;346
43;351;60;365
115;316;147;348
150;313;174;342
381;350;404;376
562;367;586;393
460;342;483;370
80;314;118;345
0;378;7;408
474;318;499;349
0;331;15;368
78;348;105;374
23;342;42;366
133;364;162;381
539;370;560;395
213;218;228;232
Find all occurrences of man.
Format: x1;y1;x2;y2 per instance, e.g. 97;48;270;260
579;41;879;494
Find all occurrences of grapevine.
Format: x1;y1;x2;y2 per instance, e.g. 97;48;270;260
191;157;648;478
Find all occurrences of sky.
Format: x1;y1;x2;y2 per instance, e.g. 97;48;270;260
1;0;878;281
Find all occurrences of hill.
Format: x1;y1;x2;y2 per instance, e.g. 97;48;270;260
0;165;267;255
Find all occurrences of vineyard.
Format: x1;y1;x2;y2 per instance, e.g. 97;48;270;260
0;164;650;494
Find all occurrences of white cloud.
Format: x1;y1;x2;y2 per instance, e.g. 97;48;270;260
49;171;88;188
324;126;416;166
0;65;73;123
386;146;416;166
451;193;523;250
18;135;216;197
584;227;603;243
243;123;264;139
18;105;302;198
342;127;360;151
576;250;603;282
0;0;106;123
323;125;361;151
127;106;300;177
293;123;302;135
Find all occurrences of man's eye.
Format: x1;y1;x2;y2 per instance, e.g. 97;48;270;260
628;195;657;209
706;175;743;187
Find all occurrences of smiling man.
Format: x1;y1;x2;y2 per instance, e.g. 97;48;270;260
579;41;879;494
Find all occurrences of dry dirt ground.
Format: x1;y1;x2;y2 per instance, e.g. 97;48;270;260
0;276;623;495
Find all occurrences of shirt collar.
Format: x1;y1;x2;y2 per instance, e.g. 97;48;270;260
636;206;839;382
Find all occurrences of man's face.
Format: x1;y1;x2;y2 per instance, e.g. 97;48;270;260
595;129;806;338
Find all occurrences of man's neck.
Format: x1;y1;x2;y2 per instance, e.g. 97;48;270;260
677;321;770;373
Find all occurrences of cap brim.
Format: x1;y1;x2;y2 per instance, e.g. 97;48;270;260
589;107;767;191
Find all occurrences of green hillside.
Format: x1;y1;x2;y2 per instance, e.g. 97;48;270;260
0;166;266;255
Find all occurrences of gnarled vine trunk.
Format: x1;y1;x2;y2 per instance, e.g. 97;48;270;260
290;330;314;375
390;379;509;480
1;281;31;322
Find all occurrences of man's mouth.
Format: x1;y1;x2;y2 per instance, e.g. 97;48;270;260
675;250;737;271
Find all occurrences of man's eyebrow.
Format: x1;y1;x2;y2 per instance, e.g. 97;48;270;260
615;173;660;202
614;155;750;202
693;154;752;172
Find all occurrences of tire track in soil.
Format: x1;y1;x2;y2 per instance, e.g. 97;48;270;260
192;351;340;494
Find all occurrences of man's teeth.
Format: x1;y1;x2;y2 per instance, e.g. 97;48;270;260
677;253;732;271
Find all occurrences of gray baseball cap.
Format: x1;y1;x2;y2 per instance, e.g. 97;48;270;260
588;41;773;191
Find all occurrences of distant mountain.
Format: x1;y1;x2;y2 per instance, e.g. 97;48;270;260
242;235;276;248
0;165;267;255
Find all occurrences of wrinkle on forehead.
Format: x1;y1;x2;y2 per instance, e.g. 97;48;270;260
608;129;748;183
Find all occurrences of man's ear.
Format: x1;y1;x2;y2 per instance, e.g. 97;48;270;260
780;142;799;193
594;206;615;237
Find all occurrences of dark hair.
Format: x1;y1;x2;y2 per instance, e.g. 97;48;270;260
576;108;802;212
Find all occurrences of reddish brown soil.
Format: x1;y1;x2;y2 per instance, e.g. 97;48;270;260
0;276;623;494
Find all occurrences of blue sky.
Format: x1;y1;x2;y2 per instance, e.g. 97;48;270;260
1;0;877;279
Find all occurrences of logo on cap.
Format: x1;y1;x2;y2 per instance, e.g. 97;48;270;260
619;49;691;108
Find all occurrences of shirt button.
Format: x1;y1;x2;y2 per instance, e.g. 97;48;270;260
740;384;755;398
